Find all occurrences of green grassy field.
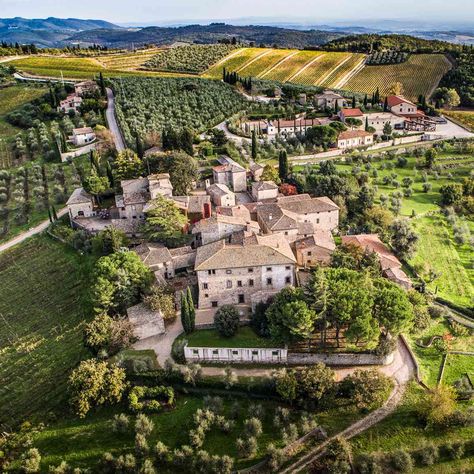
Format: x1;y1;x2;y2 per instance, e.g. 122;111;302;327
350;383;474;473
184;327;281;348
0;85;46;139
410;215;474;309
344;54;452;100
0;236;94;429
443;353;474;386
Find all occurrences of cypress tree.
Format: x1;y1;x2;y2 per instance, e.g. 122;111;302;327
365;116;369;132
180;291;191;334
251;130;258;160
279;149;288;182
352;96;356;108
106;160;114;187
223;67;226;82
334;100;339;113
186;286;195;332
364;94;368;108
383;97;388;112
375;88;380;104
136;135;144;159
99;72;106;96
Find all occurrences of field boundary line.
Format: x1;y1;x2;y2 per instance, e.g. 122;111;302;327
236;49;272;73
318;55;352;87
333;55;367;89
286;53;326;82
208;47;245;69
258;51;298;78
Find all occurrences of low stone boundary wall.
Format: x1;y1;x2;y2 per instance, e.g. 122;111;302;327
185;345;287;363
287;351;394;366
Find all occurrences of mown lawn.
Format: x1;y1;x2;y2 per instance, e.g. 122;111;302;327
442;353;474;386
350;383;474;473
0;236;95;429
184;326;282;348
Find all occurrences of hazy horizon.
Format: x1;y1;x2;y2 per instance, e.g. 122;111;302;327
2;0;474;27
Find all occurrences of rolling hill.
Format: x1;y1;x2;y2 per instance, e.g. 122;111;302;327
0;17;121;47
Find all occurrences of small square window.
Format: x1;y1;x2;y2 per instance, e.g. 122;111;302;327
203;283;208;289
248;268;254;273
213;350;218;355
204;293;209;298
249;279;254;287
317;218;320;224
193;349;199;355
252;351;258;356
232;350;238;355
272;351;279;356
308;251;312;256
226;280;232;289
285;266;291;270
212;301;218;308
266;267;272;272
267;278;273;286
237;280;242;287
285;276;291;284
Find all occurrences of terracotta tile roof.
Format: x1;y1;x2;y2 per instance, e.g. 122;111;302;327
72;127;94;135
195;234;295;271
338;130;373;140
340;108;364;117
134;243;172;266
253;180;279;192
387;95;416;108
341;234;401;270
295;230;336;251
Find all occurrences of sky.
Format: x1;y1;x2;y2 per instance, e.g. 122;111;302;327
1;0;474;26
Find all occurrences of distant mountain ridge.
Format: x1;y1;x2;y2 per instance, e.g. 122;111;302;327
67;23;346;49
0;17;121;47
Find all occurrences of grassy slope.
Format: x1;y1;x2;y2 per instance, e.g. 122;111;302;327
0;236;94;429
0;85;46;139
410;215;474;308
345;54;452;100
350;383;474;473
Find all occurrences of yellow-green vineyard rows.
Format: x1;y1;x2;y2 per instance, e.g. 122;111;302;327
236;49;294;77
96;48;163;70
261;50;324;82
344;54;452;100
203;48;268;79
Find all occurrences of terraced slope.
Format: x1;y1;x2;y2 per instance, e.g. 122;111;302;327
344;54;452;100
263;50;324;82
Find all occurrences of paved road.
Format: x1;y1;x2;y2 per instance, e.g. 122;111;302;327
0;208;68;254
215;120;251;146
106;87;126;152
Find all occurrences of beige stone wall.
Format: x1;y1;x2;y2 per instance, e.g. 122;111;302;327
197;264;295;309
231;171;247;193
296;247;332;267
69;202;94;219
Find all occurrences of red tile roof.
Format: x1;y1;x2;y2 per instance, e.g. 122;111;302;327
341;108;363;117
387;95;416;108
338;130;373;140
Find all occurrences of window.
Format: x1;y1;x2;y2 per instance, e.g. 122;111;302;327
285;266;291;270
213;350;218;355
208;269;216;275
284;231;288;236
232;350;238;355
203;283;208;290
212;301;218;308
77;211;84;217
248;268;254;273
266;267;272;272
249;279;254;287
285;276;291;284
237;280;242;287
267;278;273;286
317;218;320;224
226;269;232;274
272;351;279;356
205;294;209;298
238;294;245;304
193;349;198;355
226;280;232;289
252;351;258;356
308;251;312;256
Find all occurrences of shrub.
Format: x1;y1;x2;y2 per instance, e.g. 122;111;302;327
171;338;187;364
247;403;265;420
357;453;383;474
214;305;240;337
135;433;149;457
236;436;258;458
128;385;175;413
143;285;176;321
154;441;170;464
244;417;263;437
281;423;299;444
416;442;439;466
390;449;413;472
21;448;41;473
112;413;130;433
267;443;287;471
444;440;465;460
135;413;154;437
203;395;223;414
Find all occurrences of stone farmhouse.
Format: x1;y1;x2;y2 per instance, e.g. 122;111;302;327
342;234;412;289
314;90;345;109
195;233;296;309
58;94;83;114
338;108;364;123
251;180;279;201
337;130;374;150
66;187;95;220
257;194;339;242
386;95;437;132
74;80;99;96
206;183;236;207
294;230;336;267
212;156;247;192
70;127;96;147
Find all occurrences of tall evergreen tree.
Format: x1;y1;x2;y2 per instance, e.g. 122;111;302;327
52;205;58;221
363;94;368;108
278;150;289;182
47;208;53;223
374;88;380;104
251;130;258;160
186;286;195;332
180;291;191;334
352;96;356;108
135;135;144;159
383;97;388;112
99;72;106;96
365;116;370;132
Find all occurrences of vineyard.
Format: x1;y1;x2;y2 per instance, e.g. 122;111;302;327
442;110;474;132
366;51;409;65
344;54;452;100
97;48;163;70
144;44;239;74
110;77;248;146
